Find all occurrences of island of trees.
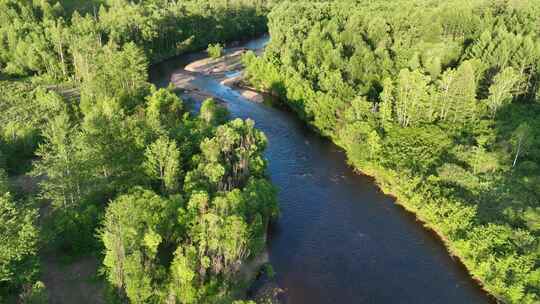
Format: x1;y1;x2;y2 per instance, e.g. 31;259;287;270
243;1;540;303
1;0;277;303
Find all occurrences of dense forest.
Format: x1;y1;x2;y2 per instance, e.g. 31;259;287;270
1;0;277;303
4;0;540;303
244;1;540;303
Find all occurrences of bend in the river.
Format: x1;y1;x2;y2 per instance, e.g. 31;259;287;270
149;35;494;304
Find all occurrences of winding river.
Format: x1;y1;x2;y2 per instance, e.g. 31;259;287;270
150;36;493;304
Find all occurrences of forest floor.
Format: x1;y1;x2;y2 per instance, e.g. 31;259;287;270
40;255;105;304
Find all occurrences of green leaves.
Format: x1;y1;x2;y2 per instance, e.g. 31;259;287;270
146;87;184;133
169;246;198;304
193;119;268;192
394;69;433;127
487;67;523;117
200;98;229;127
1;0;275;302
80;42;149;111
207;43;224;59
144;136;181;194
101;188;181;297
33;112;86;210
0;192;39;288
93;84;274;304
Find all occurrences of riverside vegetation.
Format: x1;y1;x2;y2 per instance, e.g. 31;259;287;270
3;0;540;303
0;0;279;303
243;1;540;303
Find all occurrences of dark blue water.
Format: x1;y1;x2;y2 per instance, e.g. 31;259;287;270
149;36;493;304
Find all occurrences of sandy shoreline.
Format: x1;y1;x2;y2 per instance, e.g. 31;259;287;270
171;45;267;104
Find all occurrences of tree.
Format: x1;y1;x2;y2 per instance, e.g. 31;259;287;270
511;122;532;169
0;192;39;291
367;131;382;160
80;42;148;111
486;67;523;117
394;69;432;127
199;98;229;126
44;17;69;79
80;99;146;192
146;87;184;133
168;246;198;304
32;113;86;210
144;136;181;194
189;119;267;192
379;77;394;128
436;61;477;123
101;188;181;302
207;43;224;59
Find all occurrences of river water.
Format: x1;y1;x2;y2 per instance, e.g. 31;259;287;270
150;36;492;304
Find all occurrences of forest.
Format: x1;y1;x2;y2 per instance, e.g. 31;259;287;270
243;1;540;303
3;0;540;303
1;0;278;303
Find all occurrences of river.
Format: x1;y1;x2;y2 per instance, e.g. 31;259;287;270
149;36;493;304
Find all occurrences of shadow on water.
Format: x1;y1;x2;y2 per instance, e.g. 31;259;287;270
150;36;495;304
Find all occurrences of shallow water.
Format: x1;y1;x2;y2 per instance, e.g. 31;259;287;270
149;35;493;304
224;70;243;78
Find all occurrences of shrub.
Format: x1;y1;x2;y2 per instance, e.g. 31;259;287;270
208;43;224;59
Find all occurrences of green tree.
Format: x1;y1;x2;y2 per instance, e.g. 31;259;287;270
367;131;382;160
80;99;146;192
0;192;39;291
144;136;181;194
379;78;395;128
146;87;184;133
207;43;224;59
81;42;148;111
101;188;181;303
33;113;86;210
44;17;69;79
486;67;523;117
511;122;532;169
199;98;229;126
187;119;267;192
436;61;477;123
394;69;432;127
168;246;198;304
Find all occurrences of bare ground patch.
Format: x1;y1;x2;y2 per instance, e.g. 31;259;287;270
40;254;105;304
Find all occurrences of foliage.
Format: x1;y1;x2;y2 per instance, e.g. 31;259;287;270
101;114;277;303
0;0;271;79
208;43;224;59
0;183;39;295
200;98;230;126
